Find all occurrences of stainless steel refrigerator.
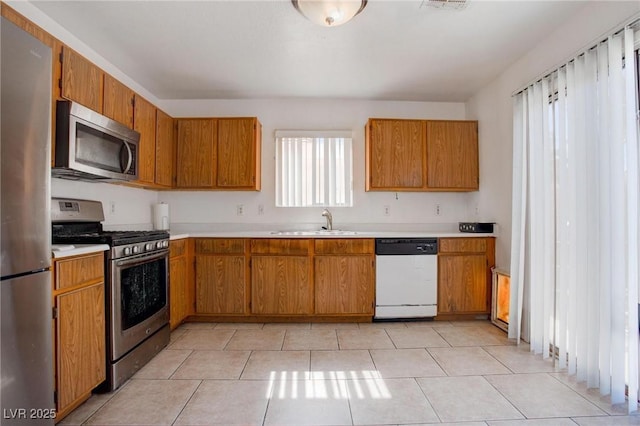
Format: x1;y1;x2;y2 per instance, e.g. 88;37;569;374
1;16;55;425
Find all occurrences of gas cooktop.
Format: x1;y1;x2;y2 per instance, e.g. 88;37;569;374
53;229;169;246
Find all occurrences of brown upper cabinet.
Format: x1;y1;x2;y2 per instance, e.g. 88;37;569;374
366;119;426;190
60;46;103;113
133;95;157;185
176;118;217;188
155;109;175;188
103;74;134;129
426;120;478;190
176;117;261;190
365;118;479;192
217;118;261;189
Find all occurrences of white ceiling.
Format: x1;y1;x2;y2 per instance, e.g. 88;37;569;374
31;0;595;102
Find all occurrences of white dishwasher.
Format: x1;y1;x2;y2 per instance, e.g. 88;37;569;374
375;238;438;319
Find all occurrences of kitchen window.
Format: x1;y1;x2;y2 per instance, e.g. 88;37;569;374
275;130;353;207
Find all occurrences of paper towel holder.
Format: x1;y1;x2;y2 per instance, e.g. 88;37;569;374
153;202;170;231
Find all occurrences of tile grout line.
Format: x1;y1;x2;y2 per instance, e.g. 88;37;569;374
480;374;528;421
479;345;517;374
384;328;399;350
237;349;254;380
169;379;204;426
221;328;238;351
425;347;451;377
546;372;611;416
80;377;134;425
413;376;444;424
167;348;195;380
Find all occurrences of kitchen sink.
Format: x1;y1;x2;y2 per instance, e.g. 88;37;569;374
270;230;358;236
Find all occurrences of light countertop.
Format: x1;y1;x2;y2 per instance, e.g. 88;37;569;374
169;231;494;240
51;244;109;259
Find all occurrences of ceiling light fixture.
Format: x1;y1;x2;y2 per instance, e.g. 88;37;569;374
291;0;367;27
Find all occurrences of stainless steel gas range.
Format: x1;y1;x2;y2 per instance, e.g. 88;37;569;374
51;198;170;391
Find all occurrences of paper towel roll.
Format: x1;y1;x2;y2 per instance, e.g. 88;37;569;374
153;203;170;230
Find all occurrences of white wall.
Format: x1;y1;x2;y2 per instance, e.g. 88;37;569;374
466;1;640;270
159;98;471;231
51;179;158;229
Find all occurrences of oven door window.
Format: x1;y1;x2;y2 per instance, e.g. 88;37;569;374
120;257;167;331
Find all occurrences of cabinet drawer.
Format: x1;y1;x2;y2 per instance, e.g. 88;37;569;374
170;239;187;257
439;238;487;254
251;239;310;255
314;239;374;254
195;238;245;254
55;253;104;291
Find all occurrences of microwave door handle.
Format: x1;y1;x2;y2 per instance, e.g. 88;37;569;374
121;142;133;174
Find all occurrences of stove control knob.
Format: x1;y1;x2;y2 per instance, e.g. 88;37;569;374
163;241;169;248
145;243;154;251
132;246;140;254
156;241;163;249
123;247;132;256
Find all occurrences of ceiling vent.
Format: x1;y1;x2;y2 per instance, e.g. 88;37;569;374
421;0;468;10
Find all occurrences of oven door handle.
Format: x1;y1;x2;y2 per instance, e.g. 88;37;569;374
115;250;169;267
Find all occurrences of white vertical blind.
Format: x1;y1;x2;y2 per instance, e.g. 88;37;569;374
510;26;639;412
275;131;353;207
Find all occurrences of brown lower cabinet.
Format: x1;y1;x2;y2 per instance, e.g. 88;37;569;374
251;255;312;314
194;238;249;315
437;237;495;319
314;239;375;315
170;239;193;329
187;238;375;319
178;237;493;322
52;252;105;421
250;239;312;315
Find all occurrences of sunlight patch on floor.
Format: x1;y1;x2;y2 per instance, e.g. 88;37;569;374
266;370;391;400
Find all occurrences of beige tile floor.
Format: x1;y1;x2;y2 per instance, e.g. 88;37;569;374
59;320;639;425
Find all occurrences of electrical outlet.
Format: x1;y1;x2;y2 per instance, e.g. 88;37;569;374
474;205;479;217
110;201;116;214
435;204;441;216
384;205;391;216
258;204;264;215
236;204;244;216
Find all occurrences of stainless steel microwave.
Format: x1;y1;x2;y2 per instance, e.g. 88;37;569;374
52;100;139;182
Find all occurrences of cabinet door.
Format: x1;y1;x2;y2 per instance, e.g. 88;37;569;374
366;119;425;190
56;282;105;413
217;118;258;188
196;255;247;314
426;121;478;190
103;74;134;128
170;255;187;329
60;46;103;112
155;109;175;187
251;256;311;314
438;254;487;314
315;256;374;314
176;119;217;188
133;95;157;185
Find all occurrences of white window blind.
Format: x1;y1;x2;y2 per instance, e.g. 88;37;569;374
510;26;639;413
275;130;353;207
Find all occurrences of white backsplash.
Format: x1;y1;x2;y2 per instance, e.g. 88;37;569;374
51;178;158;230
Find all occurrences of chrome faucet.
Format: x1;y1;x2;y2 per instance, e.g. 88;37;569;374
321;208;333;231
